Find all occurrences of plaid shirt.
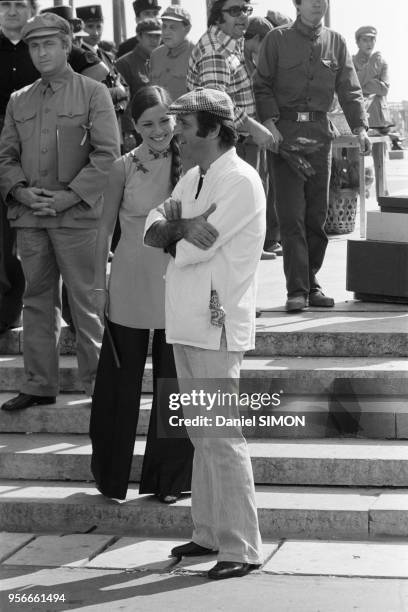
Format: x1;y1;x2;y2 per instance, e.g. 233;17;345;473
187;26;255;126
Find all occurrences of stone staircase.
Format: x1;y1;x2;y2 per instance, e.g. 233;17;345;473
0;310;408;540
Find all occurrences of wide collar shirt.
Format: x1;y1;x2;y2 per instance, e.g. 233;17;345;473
144;148;266;351
253;16;367;130
187;26;255;126
150;39;195;101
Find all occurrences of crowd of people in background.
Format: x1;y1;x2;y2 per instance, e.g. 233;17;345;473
0;0;390;581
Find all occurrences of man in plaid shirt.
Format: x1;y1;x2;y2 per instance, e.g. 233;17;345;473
187;0;281;153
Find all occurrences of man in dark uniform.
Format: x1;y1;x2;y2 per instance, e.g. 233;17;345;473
117;0;161;58
76;4;128;117
0;0;38;333
254;0;371;312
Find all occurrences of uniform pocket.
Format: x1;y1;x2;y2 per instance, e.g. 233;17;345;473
14;109;37;142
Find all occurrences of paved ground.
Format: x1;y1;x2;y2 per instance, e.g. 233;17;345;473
1;535;408;612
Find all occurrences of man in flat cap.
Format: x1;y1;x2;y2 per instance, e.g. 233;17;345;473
41;5;108;81
0;13;120;411
254;0;370;312
150;6;194;102
117;0;161;58
353;26;390;197
144;88;264;580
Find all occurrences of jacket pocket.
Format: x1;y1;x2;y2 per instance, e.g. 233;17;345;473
56;105;89;128
13;109;37;142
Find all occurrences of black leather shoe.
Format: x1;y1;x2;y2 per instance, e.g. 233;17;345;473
309;290;335;308
285;295;308;312
1;393;56;412
208;561;260;580
171;541;217;557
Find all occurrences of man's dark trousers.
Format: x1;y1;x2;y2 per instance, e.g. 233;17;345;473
273;120;332;298
0;197;24;326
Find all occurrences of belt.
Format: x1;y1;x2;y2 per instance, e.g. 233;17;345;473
279;110;327;122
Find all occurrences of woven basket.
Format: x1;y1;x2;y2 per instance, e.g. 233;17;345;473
325;188;358;234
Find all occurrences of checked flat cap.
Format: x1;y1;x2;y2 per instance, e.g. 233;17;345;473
169;88;235;121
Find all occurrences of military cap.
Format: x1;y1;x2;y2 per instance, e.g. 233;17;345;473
21;13;71;41
161;6;191;26
244;16;273;40
76;5;104;23
40;5;73;21
169;88;235;123
71;18;88;38
133;0;161;16
136;17;162;35
355;26;377;41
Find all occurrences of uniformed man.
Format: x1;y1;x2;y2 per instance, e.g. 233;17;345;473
254;0;371;312
41;5;108;81
0;13;120;411
116;17;162;149
149;5;194;102
76;4;128;117
117;0;161;58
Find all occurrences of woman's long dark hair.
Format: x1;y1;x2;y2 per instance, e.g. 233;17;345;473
131;85;182;187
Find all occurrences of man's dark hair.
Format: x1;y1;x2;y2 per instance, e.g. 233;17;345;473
208;0;229;27
196;111;238;149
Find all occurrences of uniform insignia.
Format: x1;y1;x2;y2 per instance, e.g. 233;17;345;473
91;7;96;14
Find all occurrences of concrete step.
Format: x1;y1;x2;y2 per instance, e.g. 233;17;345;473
0;479;405;539
1;355;408;395
252;312;408;357
0;434;407;487
2;312;408;358
1;393;407;439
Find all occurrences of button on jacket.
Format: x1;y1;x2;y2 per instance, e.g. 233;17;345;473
187;26;255;126
0;66;120;228
150;39;195;101
253;17;367;130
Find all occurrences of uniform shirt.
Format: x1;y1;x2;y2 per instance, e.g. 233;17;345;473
116;44;150;133
117;35;137;59
144;148;265;352
253;17;367;130
353;51;390;128
187;26;255;126
0;65;120;228
150;39;195;101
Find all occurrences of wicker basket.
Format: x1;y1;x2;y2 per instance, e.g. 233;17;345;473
325;188;358;234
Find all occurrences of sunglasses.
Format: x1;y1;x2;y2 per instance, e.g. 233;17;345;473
222;5;254;17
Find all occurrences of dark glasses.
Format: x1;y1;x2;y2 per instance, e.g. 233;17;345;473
222;5;254;17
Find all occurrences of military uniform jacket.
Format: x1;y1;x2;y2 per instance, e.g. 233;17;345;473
0;66;120;228
254;17;367;131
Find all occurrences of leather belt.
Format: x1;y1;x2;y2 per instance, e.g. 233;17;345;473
279;110;327;122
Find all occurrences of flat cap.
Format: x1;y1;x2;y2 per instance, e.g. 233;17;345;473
76;5;104;22
244;16;273;40
40;5;73;21
21;13;71;41
133;0;161;15
161;6;191;26
355;25;377;40
169;88;235;122
136;17;162;35
266;10;292;27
